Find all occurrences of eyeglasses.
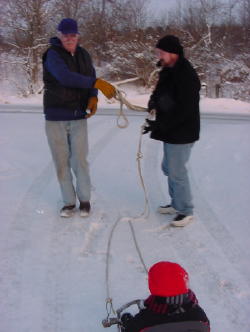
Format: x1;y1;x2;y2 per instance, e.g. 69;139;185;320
61;33;79;39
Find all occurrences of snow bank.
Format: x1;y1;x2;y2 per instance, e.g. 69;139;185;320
200;97;250;114
0;85;250;115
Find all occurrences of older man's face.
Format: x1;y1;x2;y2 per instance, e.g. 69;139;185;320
156;48;179;67
59;33;79;54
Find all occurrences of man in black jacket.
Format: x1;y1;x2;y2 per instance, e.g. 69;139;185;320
144;35;201;227
43;18;116;217
121;261;210;332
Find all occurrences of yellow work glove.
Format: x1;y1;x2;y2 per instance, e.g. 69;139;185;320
86;96;98;118
94;78;116;99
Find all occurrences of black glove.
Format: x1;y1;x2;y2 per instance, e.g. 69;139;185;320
142;119;156;134
121;313;133;325
143;126;151;134
148;96;156;111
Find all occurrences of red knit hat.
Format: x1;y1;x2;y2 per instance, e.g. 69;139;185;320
148;261;189;297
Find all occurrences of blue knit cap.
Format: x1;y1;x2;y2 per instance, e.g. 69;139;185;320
57;18;79;34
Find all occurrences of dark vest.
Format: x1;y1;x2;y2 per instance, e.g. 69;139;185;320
43;45;95;118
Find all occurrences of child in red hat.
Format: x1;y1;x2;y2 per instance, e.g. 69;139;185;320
121;261;210;332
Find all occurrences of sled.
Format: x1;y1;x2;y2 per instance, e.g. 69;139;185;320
142;320;209;332
102;300;209;332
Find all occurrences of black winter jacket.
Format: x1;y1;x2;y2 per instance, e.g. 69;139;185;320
122;290;209;332
148;57;201;144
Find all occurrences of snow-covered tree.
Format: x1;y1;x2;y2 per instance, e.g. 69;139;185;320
1;0;50;95
104;37;156;86
239;0;250;50
0;0;249;101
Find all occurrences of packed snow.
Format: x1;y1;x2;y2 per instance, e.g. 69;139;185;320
0;88;250;332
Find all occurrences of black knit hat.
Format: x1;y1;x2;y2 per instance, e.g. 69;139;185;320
156;35;183;56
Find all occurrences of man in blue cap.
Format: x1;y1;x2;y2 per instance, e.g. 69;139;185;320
43;18;116;217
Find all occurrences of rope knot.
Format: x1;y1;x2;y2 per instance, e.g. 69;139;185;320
137;152;143;160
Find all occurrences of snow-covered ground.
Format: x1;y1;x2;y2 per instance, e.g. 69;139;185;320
1;90;250;332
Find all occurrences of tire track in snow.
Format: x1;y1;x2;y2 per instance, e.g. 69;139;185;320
189;165;250;282
0;119;120;331
40;120;121;331
89;119;120;164
141;135;250;332
0;161;55;332
143;131;250;282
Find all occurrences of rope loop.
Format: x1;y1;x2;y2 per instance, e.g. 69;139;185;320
114;88;147;113
106;297;116;317
112;87;147;129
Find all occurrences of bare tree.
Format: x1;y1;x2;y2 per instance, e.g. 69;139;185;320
239;0;250;49
166;0;228;97
0;0;248;101
52;0;86;19
2;0;50;95
105;37;156;86
79;0;150;64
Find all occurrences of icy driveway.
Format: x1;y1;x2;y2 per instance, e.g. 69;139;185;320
0;112;250;332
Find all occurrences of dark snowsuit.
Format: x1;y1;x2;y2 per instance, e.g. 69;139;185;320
121;290;210;332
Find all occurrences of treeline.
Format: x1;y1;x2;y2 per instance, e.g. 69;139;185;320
0;0;249;101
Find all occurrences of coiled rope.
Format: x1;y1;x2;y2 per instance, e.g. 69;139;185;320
114;88;147;128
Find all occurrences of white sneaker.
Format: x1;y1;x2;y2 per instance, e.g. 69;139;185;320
157;204;177;214
171;214;194;227
79;201;91;218
80;210;90;217
60;205;76;218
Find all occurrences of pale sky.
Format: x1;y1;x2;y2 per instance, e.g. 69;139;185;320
148;0;184;14
147;0;187;22
149;0;229;14
147;0;231;23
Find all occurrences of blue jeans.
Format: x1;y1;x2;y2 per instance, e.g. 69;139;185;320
161;143;194;216
45;119;91;206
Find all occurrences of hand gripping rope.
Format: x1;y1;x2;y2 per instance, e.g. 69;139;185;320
103;87;154;330
103;299;146;329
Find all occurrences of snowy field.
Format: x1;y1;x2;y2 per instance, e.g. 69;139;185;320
0;101;250;332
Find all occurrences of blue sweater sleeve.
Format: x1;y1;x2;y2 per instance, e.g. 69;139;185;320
90;68;98;97
45;49;97;90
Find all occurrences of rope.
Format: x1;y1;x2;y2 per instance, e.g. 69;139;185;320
113;86;150;220
114;88;147;112
113;88;147;129
104;216;148;321
104;87;150;322
105;216;121;303
136;123;150;220
128;220;148;274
